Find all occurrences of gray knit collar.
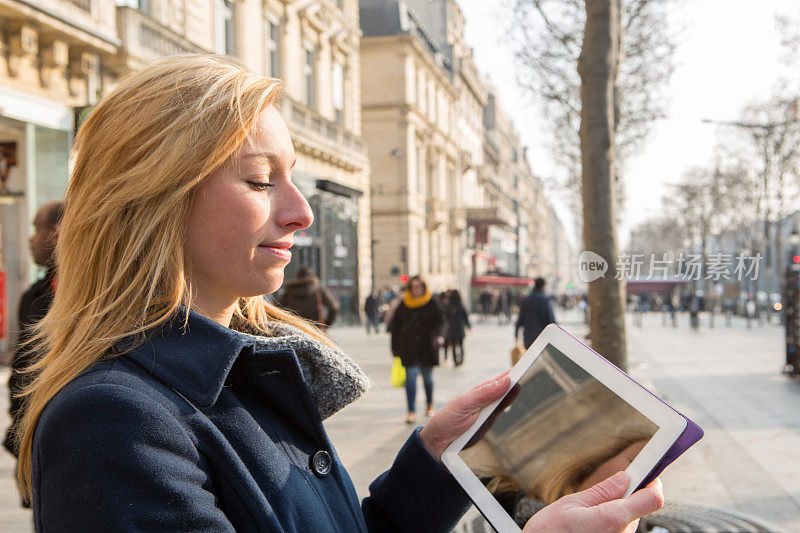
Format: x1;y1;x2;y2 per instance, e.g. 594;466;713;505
233;320;371;420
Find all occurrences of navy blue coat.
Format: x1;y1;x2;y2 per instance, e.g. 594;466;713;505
32;311;470;531
514;289;556;349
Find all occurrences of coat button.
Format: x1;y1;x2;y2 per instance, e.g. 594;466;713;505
311;450;332;477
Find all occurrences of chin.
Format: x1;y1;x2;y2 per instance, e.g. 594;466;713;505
261;270;285;295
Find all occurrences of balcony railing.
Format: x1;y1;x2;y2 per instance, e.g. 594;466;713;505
286;99;365;154
465;206;513;228
117;7;204;62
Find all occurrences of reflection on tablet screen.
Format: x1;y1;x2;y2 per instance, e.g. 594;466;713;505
458;344;658;519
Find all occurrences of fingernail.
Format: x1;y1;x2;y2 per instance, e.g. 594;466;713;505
610;471;628;487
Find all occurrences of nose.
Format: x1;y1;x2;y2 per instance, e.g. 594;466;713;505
277;182;314;231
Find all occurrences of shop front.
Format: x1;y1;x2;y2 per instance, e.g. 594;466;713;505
282;172;362;325
0;87;72;352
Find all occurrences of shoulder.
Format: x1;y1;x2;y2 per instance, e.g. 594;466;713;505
36;362;191;457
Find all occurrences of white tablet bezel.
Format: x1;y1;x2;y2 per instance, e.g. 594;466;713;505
441;324;687;533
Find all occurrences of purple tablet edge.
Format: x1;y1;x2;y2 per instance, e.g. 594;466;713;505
553;325;704;491
635;417;704;491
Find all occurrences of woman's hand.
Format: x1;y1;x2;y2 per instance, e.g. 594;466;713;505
418;372;511;462
523;472;664;533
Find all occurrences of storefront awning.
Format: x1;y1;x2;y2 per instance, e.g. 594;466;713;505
471;275;535;287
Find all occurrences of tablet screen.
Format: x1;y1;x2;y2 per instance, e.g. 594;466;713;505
458;343;659;517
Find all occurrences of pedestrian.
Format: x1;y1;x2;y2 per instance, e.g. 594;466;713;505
492;289;503;324
364;290;381;334
278;265;338;330
479;288;493;322
444;289;471;367
3;200;63;507
504;289;514;324
668;294;678;328
388;275;446;424
689;293;700;331
515;277;557;349
15;55;662;532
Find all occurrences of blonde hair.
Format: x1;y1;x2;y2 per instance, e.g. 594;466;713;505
17;54;334;498
484;432;651;504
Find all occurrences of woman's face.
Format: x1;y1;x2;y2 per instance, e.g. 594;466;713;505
409;280;425;298
185;105;313;312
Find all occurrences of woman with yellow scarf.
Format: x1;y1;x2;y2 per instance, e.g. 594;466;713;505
387;275;447;424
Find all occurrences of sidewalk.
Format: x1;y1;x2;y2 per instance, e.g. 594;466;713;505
1;311;798;531
0;368;30;531
324;311;800;531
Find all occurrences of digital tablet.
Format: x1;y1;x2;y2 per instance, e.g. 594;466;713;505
441;324;703;532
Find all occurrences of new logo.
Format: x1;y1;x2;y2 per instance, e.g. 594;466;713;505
578;251;608;282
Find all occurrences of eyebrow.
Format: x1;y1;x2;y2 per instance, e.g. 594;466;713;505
240;152;297;169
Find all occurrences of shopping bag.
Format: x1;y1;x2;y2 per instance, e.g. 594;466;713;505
510;342;526;366
390;357;406;388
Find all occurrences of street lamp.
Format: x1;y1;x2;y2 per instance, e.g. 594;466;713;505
789;226;800;251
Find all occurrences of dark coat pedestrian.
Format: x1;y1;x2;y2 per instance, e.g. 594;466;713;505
388;276;446;422
32;310;471;531
388;292;446;368
444;290;471;367
279;267;338;327
365;293;379;320
364;292;380;334
5;199;63;465
515;278;556;349
3;269;55;457
445;294;471;341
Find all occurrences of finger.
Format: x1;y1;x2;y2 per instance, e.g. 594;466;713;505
569;471;629;508
469;370;512;392
623;519;641;533
460;375;511;411
595;478;664;528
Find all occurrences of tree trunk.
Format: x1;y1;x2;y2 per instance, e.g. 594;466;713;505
578;0;628;370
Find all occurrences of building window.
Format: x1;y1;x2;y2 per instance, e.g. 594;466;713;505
305;47;316;108
332;62;344;124
138;0;150;14
215;0;235;55
265;18;279;78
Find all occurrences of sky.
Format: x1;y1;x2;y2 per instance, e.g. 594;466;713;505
456;0;798;248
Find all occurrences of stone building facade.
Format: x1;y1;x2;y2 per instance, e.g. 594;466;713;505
0;0;370;341
360;0;575;301
361;0;488;295
258;0;370;323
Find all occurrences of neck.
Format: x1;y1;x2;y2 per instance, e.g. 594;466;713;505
192;302;236;327
189;288;237;327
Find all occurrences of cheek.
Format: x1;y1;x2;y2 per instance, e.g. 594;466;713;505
190;195;270;261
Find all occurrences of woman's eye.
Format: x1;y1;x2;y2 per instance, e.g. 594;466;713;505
247;181;274;191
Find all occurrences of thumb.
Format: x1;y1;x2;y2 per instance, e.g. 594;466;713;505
568;471;629;508
593;478;664;529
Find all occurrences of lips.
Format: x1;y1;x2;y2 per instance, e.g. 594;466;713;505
258;241;293;261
